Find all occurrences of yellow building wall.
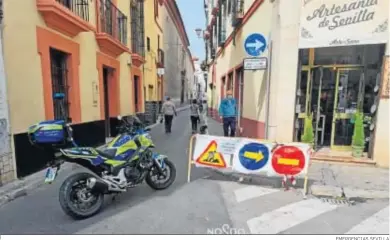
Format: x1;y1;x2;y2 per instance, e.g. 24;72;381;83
211;0;272;123
3;0;135;134
117;0;135;115
144;0;164;102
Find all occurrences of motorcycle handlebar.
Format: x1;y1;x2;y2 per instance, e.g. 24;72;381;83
116;115;146;134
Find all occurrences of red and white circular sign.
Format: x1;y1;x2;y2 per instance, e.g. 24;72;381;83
271;146;306;176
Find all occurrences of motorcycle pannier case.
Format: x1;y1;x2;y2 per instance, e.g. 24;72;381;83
28;120;66;145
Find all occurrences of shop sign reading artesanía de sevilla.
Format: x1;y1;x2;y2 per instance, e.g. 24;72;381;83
299;0;389;49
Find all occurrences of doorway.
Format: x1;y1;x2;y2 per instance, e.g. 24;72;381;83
220;77;226;100
133;75;140;112
309;67;336;148
50;48;69;121
308;67;363;149
235;67;244;133
295;44;385;156
103;67;111;138
157;81;161;101
332;68;364;150
180;71;185;103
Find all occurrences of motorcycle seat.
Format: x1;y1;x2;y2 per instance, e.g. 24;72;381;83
96;148;117;159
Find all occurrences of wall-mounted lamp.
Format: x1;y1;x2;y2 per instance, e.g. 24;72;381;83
195;28;203;39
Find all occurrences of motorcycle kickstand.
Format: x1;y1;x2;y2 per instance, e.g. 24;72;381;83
111;193;120;202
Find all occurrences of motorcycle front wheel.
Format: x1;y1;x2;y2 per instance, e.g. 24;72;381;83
146;159;176;190
59;172;104;220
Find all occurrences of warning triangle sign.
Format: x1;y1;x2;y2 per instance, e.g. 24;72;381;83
195;140;227;168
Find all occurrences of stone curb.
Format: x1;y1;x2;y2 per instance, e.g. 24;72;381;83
0;105;190;208
310;185;389;199
212;169;389;200
211;169;308;189
0;163;74;208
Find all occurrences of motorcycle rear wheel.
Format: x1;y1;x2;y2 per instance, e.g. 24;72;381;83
59;172;104;220
146;159;176;190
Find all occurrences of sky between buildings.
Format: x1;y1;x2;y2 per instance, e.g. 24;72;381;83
176;0;206;61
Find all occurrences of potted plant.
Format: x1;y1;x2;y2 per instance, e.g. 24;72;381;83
301;113;314;147
352;111;365;158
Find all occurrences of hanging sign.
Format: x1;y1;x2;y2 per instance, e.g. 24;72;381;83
299;0;389;48
243;57;268;70
157;68;165;76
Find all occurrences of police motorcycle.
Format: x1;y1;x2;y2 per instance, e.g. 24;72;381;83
28;93;176;219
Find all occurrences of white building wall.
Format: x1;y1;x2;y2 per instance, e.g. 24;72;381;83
0;0;16;184
185;53;195;101
372;2;390;168
268;0;301;142
268;0;389;167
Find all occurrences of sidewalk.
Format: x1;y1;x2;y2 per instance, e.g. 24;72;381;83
205;117;389;199
0;105;190;208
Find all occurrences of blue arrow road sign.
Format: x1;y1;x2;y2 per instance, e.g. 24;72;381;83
238;142;270;171
244;33;267;57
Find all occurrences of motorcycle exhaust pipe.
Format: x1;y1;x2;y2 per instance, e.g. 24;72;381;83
87;177;109;194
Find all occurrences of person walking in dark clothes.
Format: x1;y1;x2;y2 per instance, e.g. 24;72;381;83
161;97;177;133
218;90;237;137
190;99;200;133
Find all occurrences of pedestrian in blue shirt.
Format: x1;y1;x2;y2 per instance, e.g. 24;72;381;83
218;90;237;137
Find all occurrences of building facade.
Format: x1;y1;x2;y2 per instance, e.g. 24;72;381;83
0;0;148;181
204;0;389;167
143;0;164;124
0;0;15;185
162;0;195;106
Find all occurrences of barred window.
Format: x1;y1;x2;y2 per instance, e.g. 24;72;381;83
50;48;70;120
131;0;145;57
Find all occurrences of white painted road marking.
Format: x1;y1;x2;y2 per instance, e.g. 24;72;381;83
247;198;338;234
346;206;389;234
234;186;280;203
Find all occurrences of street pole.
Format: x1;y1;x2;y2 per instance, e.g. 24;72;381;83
238;73;243;135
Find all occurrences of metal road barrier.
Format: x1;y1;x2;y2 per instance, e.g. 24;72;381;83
187;134;312;197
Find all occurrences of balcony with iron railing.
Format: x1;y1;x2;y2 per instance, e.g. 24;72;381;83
232;0;244;27
131;0;146;67
96;0;129;57
36;0;94;37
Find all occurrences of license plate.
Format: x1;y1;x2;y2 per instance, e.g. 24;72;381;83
44;167;58;184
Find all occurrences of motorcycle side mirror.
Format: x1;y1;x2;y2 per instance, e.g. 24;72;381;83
145;126;151;132
117;115;123;120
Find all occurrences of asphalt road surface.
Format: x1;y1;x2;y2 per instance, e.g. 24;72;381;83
0;109;388;234
0;110;231;234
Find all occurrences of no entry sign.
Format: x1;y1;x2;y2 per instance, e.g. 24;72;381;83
271;146;306;176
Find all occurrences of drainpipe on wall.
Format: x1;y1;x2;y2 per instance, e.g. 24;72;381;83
265;41;273;139
266;0;281;141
